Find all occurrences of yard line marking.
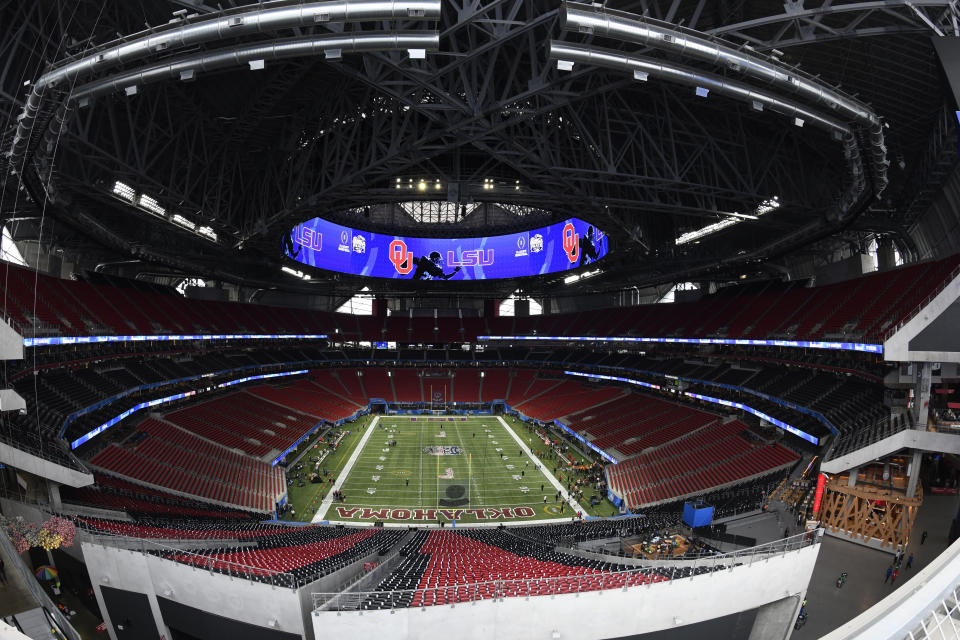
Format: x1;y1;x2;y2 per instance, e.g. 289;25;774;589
452;418;483;507
312;415;379;522
497;415;587;515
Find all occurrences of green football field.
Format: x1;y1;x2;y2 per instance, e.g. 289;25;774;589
316;416;581;525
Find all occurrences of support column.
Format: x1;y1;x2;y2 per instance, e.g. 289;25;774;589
47;481;62;511
906;450;923;499
915;362;933;428
848;468;858;487
748;594;803;640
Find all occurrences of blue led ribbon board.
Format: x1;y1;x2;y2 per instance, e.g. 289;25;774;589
25;334;327;348
481;335;882;354
70;369;308;449
562;370;819;446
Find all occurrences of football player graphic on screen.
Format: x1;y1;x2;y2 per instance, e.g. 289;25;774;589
411;251;461;280
579;226;601;267
281;230;300;259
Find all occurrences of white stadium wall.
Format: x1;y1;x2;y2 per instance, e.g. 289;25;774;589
82;542;306;640
312;543;821;640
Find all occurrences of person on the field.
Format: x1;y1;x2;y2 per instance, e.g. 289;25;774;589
411;251;461;280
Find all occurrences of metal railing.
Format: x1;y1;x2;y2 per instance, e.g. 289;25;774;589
0;531;82;640
81;532;299;589
907;582;960;639
311;529;823;612
824;414;910;462
883;261;960;343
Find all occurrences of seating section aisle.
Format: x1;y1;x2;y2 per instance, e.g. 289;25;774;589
606;421;799;508
566;392;717;455
362;369;395;402
88;418;285;512
246;381;358;421
76;518;404;586
359;529;679;609
62;474;254;519
310;370;366;407
165;391;319;458
479;369;510;401
517;381;623;422
507;371;561;409
392;370;423;402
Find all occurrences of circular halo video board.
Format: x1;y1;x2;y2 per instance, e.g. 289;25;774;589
284;216;608;280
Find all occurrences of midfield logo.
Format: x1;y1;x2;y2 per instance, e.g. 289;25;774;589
423;445;462;456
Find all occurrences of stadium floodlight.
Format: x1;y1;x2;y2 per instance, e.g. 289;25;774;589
171;213;196;230
557;59;574;71
564;269;600;285
675;218;738;245
197;225;218;242
112;180;136;202
138;193;167;217
695;86;709;98
675;196;780;244
281;265;305;278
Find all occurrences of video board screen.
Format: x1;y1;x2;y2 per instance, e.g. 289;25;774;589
285;216;607;280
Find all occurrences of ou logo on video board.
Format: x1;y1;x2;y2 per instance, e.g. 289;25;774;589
389;240;413;274
563;223;579;263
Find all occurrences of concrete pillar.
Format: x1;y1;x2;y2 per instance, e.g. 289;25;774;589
915;362;932;428
848;468;858;487
47;482;62;511
748;594;802;640
906;450;923;498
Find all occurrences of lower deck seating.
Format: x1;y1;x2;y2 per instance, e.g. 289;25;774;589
360;529;671;609
77;517;404;587
88;418;285;512
62;474;253;519
606;422;799;508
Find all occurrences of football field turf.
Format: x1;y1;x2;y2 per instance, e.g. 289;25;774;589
316;416;579;525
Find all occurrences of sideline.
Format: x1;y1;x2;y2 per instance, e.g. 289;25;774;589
312;416;380;522
497;416;588;515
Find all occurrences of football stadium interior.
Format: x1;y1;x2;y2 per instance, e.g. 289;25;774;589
4;1;960;639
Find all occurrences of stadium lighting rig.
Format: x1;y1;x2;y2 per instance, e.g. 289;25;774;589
109;180;219;243
675;197;779;245
281;265;311;280
563;269;601;285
